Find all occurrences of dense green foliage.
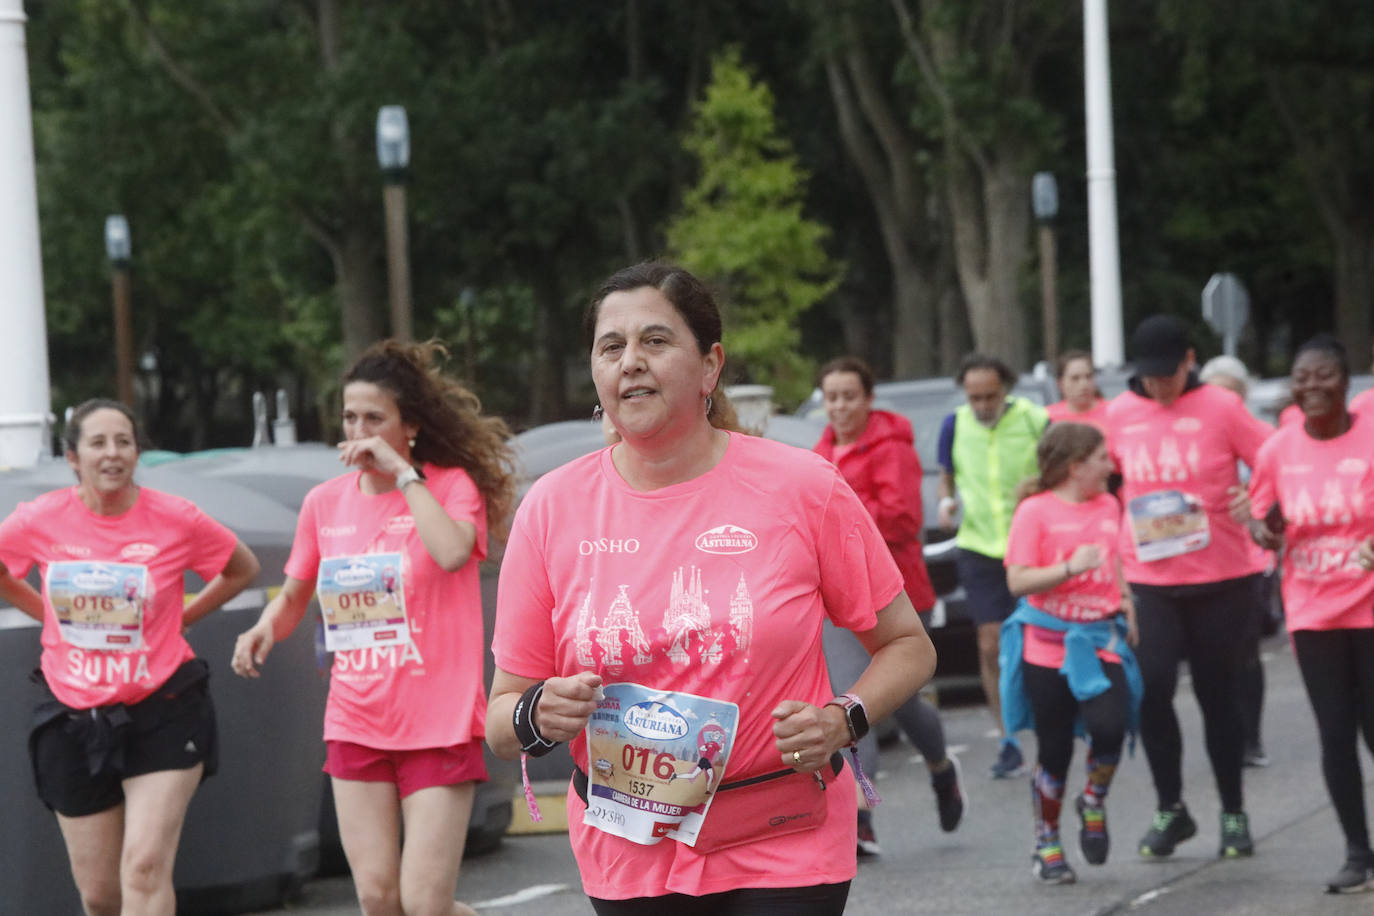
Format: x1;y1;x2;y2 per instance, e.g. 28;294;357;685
668;49;841;406
22;0;1372;448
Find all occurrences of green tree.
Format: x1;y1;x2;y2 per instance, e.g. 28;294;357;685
667;48;842;407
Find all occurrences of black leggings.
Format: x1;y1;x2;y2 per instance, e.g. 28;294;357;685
1132;575;1258;813
590;882;851;916
1023;660;1129;778
1292;627;1374;854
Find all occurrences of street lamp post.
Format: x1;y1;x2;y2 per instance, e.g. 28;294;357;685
104;214;135;407
377;105;413;341
1032;172;1060;365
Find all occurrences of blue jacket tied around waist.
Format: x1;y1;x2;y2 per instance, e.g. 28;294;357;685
998;599;1142;747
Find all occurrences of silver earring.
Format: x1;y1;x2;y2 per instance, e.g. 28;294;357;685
408;437;416;448
592;404;604;421
705;396;713;415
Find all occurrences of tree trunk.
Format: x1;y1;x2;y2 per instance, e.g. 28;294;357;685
332;226;386;362
529;265;568;424
821;45;940;378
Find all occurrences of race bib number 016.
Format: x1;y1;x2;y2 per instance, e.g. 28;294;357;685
47;560;149;650
317;553;411;652
1128;489;1211;562
583;683;740;847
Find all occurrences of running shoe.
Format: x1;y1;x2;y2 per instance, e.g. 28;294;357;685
1031;841;1077;884
1219;811;1254;858
989;740;1025;779
1138;804;1197;858
931;756;965;832
1325;852;1374;894
1242;743;1270;768
856;821;883;857
1075;794;1109;865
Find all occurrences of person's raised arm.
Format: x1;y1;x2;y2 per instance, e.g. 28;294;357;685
230;574;316;678
402;479;478;572
183;540;260;628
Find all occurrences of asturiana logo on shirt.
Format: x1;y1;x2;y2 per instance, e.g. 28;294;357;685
121;542;158;562
385;516;415;536
51;543;91;558
623;702;690;741
320;525;357;538
1172;417;1203;434
695;524;758;555
1337;458;1368;476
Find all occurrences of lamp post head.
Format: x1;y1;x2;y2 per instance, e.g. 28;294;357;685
1032;172;1058;223
376;105;410;181
104;214;131;266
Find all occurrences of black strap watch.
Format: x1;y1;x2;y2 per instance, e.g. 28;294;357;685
825;693;870;747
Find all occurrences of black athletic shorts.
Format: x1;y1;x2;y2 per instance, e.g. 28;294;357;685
29;658;218;817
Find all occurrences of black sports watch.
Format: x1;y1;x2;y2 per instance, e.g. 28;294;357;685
825;693;870;747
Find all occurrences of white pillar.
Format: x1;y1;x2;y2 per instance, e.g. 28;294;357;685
0;0;50;465
1083;0;1124;368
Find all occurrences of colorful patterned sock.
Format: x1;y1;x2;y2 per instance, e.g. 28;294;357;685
1031;764;1066;843
1083;751;1120;806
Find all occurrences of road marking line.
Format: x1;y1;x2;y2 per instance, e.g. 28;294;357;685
472;883;571;908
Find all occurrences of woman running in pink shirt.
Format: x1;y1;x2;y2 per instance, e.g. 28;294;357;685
487;262;936;915
0;399;259;915
1108;314;1273;860
1246;335;1374;893
1001;422;1140;884
232;341;514;916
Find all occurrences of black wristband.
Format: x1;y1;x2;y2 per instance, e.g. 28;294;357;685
513;681;560;757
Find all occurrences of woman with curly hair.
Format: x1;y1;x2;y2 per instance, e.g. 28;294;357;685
232;339;514;915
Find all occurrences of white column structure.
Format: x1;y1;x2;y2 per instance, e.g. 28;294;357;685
0;0;50;465
1083;0;1124;367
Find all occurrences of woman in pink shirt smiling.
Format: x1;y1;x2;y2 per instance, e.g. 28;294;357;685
487;263;936;915
1002;422;1140;885
0;399;259;915
1247;335;1374;894
232;341;515;916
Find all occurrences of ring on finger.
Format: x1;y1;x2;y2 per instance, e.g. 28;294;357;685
792;749;802;765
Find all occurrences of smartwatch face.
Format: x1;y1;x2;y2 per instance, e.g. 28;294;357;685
848;702;870;741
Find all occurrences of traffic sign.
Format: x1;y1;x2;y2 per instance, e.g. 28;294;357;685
1202;272;1249;356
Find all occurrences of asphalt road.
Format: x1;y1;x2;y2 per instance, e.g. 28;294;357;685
259;631;1374;914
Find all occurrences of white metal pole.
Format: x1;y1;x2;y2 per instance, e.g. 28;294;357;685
0;0;50;465
1084;0;1124;367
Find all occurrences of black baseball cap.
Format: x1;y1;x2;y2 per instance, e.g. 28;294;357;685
1129;314;1190;377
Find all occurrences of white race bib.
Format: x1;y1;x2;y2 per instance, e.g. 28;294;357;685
317;552;411;652
47;560;149;650
1128;490;1211;562
583;682;740;847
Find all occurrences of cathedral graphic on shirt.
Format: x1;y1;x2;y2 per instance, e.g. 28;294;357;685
1122;436;1202;484
573;567;755;669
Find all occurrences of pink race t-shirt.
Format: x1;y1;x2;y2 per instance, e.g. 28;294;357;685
0;487;237;708
1350;388;1374;417
1005;491;1122;667
1107;384;1272;586
493;433;902;899
285;464;488;750
1047;398;1110;432
1249;418;1374;632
